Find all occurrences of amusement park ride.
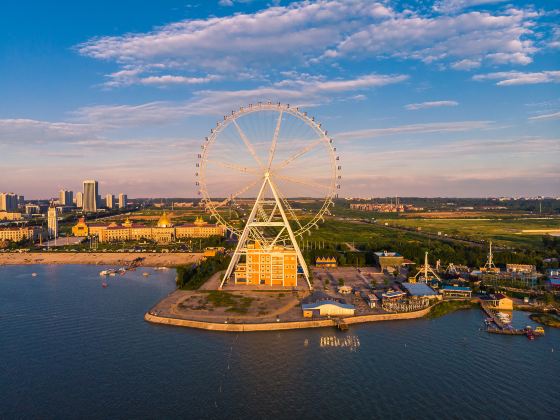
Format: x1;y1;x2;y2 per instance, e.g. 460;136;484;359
196;102;340;290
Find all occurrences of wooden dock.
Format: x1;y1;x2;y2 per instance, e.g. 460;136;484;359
480;302;529;335
486;327;526;335
480;302;505;328
336;319;349;331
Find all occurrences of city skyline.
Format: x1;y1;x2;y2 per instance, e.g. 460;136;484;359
1;0;559;198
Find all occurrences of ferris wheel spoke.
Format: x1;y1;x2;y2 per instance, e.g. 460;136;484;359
233;119;264;169
274;173;332;192
273;136;326;171
213;177;261;209
266;110;283;170
207;159;258;174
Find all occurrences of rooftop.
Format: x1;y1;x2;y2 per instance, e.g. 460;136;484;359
441;285;472;291
302;300;355;310
382;290;406;298
375;251;401;257
401;282;438;296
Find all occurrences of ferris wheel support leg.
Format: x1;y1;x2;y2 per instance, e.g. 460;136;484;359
219;235;245;289
268;176;313;291
219;178;268;290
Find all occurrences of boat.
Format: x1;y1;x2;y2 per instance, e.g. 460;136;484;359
143;272;150;277
496;312;511;324
526;330;535;340
534;326;545;335
102;282;108;288
31;272;37;277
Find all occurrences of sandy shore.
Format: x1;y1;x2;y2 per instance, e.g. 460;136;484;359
0;252;203;267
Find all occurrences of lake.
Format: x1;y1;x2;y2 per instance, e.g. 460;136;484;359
1;265;559;419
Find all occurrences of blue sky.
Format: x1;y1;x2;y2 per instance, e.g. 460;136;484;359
0;0;558;199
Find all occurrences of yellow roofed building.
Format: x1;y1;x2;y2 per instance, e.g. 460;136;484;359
315;256;337;268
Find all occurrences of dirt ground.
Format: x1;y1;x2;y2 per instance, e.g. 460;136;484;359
151;289;305;323
0;252;203;267
149;265;395;324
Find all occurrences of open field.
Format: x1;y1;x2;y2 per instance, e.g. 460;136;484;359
378;217;560;249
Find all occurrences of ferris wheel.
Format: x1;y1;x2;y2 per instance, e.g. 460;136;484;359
196;102;341;289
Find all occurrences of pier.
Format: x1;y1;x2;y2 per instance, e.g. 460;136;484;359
480;302;533;336
480;302;506;328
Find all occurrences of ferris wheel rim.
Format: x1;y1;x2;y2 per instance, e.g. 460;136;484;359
197;102;340;239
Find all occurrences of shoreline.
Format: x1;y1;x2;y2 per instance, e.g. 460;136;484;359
0;252;203;267
144;294;434;332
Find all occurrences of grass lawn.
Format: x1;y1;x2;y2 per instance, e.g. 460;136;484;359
378;217;560;249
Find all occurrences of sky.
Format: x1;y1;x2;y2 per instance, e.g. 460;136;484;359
0;0;559;199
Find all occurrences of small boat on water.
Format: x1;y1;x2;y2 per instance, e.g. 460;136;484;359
496;312;511;324
100;269;119;276
102;282;108;288
143;272;150;277
534;326;545;335
31;272;37;277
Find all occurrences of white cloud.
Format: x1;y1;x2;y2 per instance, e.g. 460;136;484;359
329;8;539;67
336;120;493;141
433;0;508;14
0;118;96;144
528;111;560;121
76;0;544;87
473;70;560;86
139;75;221;86
405;100;459;110
78;1;385;76
451;58;481;70
72;73;407;126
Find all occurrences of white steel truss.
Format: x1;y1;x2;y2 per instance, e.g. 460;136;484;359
219;173;311;290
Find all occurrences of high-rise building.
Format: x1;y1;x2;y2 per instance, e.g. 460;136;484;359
0;193;18;212
118;193;127;209
18;195;25;205
105;194;115;209
47;207;58;239
59;189;73;206
75;192;83;208
83;180;98;212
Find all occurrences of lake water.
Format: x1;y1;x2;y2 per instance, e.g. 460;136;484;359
1;265;559;419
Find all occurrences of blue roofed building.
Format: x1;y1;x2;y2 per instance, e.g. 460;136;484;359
440;285;472;299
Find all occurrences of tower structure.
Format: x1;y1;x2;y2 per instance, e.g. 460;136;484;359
75;192;83;208
59;189;73;206
414;251;441;283
118;193;127;209
105;194;115;209
0;193;18;212
47;206;58;239
83;180;98;212
481;241;500;273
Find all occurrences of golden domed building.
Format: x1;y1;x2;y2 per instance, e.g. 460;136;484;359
157;212;173;228
72;218;89;236
72;212;225;243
